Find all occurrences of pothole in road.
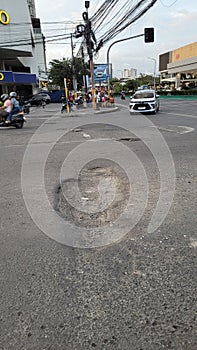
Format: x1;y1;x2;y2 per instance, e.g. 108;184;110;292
55;161;130;227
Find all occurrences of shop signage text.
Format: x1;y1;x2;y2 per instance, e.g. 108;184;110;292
0;10;10;25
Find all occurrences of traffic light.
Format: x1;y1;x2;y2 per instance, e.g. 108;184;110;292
144;28;154;43
85;1;90;9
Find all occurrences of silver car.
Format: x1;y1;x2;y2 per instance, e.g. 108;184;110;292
129;89;160;114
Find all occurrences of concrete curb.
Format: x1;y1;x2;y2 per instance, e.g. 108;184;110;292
59;106;119;117
94;106;119;114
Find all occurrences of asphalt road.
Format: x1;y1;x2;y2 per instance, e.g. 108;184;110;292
0;98;196;350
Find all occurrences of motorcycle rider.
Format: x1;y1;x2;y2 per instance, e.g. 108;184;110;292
7;91;21;123
0;94;12;124
121;91;126;100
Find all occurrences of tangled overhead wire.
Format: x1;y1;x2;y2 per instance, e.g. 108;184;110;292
91;0;158;53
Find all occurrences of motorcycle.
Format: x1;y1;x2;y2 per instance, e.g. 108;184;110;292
74;95;84;107
60;98;73;113
21;101;31;114
0;110;26;129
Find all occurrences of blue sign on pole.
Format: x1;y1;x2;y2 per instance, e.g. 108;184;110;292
94;64;109;83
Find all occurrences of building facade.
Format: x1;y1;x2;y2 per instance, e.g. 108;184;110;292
0;0;48;97
159;42;197;89
122;68;137;80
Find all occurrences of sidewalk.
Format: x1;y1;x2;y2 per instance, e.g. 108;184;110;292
58;103;119;116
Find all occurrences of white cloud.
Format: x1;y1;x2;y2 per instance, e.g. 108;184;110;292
34;0;197;75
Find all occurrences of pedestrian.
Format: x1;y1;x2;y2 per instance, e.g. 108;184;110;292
109;94;115;107
68;93;74;112
101;93;106;107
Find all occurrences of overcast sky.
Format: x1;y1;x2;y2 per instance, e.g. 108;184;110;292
34;0;197;77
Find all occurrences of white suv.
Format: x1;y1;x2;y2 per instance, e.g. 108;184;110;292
129;89;160;114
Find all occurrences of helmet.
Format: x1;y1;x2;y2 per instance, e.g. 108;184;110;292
1;94;9;102
10;91;17;97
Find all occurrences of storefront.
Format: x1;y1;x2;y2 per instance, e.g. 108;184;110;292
0;0;47;97
159;42;197;89
0;70;37;97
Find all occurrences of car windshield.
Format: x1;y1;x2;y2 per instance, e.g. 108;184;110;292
133;92;154;99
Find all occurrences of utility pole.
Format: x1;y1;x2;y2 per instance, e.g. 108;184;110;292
81;46;88;93
75;1;97;109
70;33;77;93
83;1;96;109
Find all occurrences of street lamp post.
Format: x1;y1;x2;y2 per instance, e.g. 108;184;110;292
107;33;144;95
148;57;156;90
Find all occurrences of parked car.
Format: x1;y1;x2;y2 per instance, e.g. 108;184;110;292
26;93;51;106
129;89;160;114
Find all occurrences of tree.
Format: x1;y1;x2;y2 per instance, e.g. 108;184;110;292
111;81;123;94
138;73;154;87
73;57;89;90
48;58;72;89
125;79;138;92
48;57;89;90
49;57;88;90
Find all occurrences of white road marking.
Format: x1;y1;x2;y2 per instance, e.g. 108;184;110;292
151;125;195;134
177;126;195;134
27;117;53;120
161;111;197;119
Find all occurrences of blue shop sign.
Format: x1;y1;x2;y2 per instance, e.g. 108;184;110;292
13;73;37;83
0;71;37;84
0;71;13;82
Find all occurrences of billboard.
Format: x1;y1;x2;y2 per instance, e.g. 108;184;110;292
172;42;197;63
94;64;111;83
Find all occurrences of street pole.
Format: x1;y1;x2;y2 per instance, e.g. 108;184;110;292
107;34;144;94
83;1;96;109
71;33;77;94
148;57;156;90
64;78;70;113
81;46;88;93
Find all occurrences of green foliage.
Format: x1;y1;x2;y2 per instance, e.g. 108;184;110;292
110;77;119;85
124;79;138;92
137;73;158;87
48;57;89;90
110;75;160;94
111;81;123;93
157;89;197;96
48;58;71;89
